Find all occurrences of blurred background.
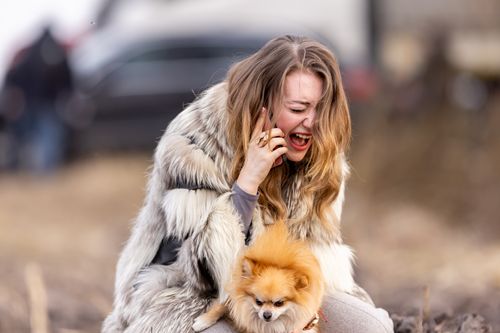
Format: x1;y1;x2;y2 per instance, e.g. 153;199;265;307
0;0;499;332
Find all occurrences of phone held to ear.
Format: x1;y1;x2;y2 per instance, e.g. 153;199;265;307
265;110;286;166
273;124;287;166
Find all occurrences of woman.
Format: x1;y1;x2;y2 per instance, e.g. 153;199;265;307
103;35;393;333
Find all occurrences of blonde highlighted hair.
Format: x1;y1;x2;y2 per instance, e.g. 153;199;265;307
226;35;351;230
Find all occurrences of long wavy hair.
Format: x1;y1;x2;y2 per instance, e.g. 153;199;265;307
226;35;351;230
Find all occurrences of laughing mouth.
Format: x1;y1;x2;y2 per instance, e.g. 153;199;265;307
289;133;312;147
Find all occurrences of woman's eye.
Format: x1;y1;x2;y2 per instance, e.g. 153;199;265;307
290;108;304;113
274;300;284;307
255;299;263;306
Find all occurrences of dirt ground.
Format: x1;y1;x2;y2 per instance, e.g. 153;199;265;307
1;107;499;332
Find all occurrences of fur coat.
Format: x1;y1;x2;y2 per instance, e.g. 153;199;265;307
102;82;360;333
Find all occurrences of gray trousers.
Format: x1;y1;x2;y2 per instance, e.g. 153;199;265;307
203;292;394;333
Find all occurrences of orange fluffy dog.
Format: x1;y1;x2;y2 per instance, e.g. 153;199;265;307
193;220;325;333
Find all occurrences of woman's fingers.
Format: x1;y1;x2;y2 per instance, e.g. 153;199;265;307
255;128;285;147
268;127;285;139
237;116;287;194
271;146;288;160
268;137;287;151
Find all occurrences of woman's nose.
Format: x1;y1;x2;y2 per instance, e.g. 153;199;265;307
302;109;316;128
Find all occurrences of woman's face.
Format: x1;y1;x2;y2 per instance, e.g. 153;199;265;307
274;69;323;162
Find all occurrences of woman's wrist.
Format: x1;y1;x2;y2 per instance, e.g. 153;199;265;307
235;175;259;196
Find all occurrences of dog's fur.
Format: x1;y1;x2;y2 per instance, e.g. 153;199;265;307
193;220;325;333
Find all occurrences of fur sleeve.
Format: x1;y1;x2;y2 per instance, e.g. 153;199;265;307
111;127;239;318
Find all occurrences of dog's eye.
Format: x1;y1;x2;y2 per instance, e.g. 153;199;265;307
274;300;284;307
255;299;263;306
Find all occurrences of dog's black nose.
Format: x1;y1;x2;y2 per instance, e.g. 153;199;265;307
263;311;272;321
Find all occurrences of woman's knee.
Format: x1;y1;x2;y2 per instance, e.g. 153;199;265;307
320;293;394;333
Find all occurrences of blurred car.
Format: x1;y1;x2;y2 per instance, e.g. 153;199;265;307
68;0;376;152
69;33;271;151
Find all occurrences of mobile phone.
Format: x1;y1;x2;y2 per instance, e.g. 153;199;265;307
272;123;287;165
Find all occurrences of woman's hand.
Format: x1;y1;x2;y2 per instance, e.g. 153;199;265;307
236;108;288;195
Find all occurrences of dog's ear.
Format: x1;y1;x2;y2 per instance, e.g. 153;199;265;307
241;257;255;278
295;273;309;290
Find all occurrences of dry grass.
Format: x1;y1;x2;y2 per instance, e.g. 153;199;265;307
0;154;150;332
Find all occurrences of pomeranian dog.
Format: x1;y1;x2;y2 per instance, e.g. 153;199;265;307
193;220;325;333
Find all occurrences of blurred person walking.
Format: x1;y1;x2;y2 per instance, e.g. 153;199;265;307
0;25;73;173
